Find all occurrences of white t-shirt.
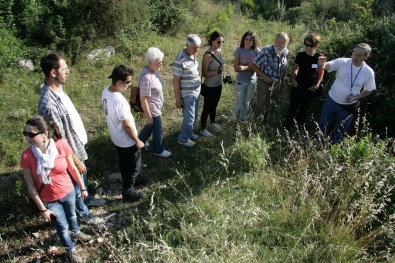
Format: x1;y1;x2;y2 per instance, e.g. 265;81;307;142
101;87;137;148
328;58;376;105
57;89;88;145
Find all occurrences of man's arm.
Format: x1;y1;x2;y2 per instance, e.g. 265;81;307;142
249;61;272;83
122;119;144;149
173;75;183;109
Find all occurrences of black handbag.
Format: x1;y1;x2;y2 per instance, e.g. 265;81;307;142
314;83;324;97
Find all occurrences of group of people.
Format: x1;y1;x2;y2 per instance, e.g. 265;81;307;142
20;31;376;262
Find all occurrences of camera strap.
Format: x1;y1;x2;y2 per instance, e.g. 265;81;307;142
204;51;222;66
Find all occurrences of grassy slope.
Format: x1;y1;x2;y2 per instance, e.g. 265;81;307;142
0;1;394;262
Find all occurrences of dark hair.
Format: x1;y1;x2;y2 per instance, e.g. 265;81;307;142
240;31;258;49
208;31;223;46
25;115;62;141
40;54;64;79
304;33;321;48
108;65;134;85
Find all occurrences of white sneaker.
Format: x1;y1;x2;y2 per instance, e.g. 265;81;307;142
200;129;213;137
210;123;221;131
144;141;150;149
154;150;172;158
190;133;199;140
178;139;196;147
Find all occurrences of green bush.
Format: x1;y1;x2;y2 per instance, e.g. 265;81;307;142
0;28;27;69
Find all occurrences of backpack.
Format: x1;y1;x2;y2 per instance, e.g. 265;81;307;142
129;73;148;113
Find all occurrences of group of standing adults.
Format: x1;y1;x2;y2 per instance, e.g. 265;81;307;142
19;30;376;263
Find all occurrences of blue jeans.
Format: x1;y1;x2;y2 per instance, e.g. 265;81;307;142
178;95;200;143
139;115;164;154
45;188;79;252
319;95;354;143
69;168;89;218
234;80;256;120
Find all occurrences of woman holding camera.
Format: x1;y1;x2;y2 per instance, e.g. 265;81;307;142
200;31;225;137
233;31;260;121
20;115;91;263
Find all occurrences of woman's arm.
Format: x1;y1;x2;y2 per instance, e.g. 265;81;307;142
202;53;222;78
140;95;153;125
66;154;87;199
23;168;54;222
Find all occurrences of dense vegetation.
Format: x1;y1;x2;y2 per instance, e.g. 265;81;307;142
0;0;394;262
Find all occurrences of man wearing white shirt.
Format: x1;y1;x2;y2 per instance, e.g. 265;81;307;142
101;65;144;201
318;43;376;143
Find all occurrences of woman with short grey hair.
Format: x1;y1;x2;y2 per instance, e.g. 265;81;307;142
138;47;171;158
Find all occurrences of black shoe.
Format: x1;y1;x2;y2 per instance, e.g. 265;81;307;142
134;176;149;187
122;187;143;202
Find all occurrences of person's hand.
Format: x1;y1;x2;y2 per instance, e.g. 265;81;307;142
81;189;88;199
146;116;153;125
135;139;145;149
175;98;183;109
260;74;272;83
292;78;298;88
308;85;317;92
234;65;243;71
346;96;357;103
318;56;327;67
75;159;87;174
41;209;55;222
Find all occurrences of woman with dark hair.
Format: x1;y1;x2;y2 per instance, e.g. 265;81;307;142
200;31;225;137
20;115;91;263
233;31;260;121
284;33;324;130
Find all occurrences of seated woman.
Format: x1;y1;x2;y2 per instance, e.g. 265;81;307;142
20;115;92;263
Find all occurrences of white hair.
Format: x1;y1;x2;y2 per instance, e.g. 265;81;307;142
356;43;372;55
275;32;290;43
186;34;201;46
145;47;164;63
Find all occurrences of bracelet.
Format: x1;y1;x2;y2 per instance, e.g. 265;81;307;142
81;189;87;192
39;208;48;213
217;69;222;74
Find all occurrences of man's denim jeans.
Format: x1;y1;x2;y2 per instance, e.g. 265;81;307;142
139;115;164;154
178;95;200;143
319;95;354;143
46;188;79;252
234;80;256;120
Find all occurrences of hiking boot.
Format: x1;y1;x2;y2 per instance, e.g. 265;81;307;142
122;187;143;202
80;215;104;225
87;197;106;207
71;231;93;242
154;149;172;158
178;139;196;147
67;250;82;263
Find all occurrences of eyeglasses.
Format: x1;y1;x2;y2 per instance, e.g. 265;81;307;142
217;40;224;44
245;38;254;42
23;131;43;138
305;43;315;48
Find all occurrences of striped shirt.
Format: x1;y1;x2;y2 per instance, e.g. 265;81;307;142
172;48;201;97
252;45;289;81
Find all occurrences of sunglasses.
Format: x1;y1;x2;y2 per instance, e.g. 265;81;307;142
125;80;131;85
217;40;224;44
23;131;43;138
305;43;315;48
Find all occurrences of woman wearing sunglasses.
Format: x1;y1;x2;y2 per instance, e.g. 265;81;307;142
200;31;225;137
233;31;260;121
284;33;324;130
20;115;91;263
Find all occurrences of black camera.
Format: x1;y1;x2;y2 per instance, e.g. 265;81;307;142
223;75;232;84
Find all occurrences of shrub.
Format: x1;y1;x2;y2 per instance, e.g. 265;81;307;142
0;28;27;69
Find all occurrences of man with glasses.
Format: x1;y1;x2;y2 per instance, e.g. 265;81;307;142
173;34;202;147
101;65;144;201
250;32;290;124
318;43;376;143
38;54;105;225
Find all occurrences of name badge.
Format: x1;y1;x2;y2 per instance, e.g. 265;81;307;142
312;64;318;69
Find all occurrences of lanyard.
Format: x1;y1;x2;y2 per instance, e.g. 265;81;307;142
350;62;363;95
